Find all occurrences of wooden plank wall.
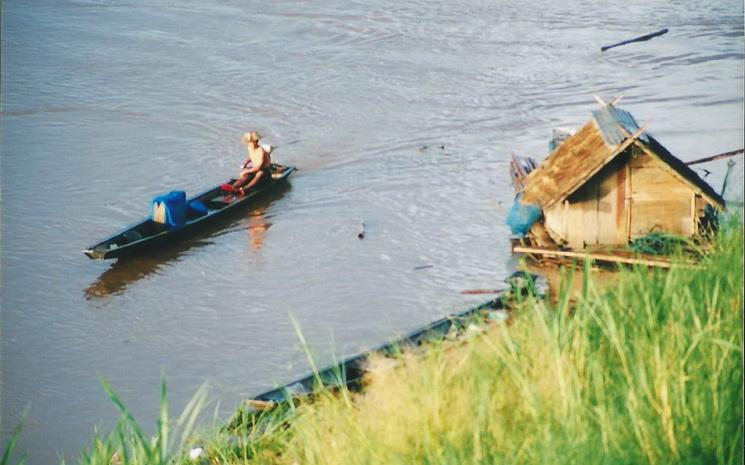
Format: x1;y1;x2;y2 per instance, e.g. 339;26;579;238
597;159;625;244
539;149;702;248
545;156;627;248
543;204;566;245
565;182;600;248
629;151;694;237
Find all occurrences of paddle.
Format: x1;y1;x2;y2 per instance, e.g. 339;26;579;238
601;28;669;52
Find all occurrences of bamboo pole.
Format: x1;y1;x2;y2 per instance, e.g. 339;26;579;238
512;245;698;269
685;148;743;166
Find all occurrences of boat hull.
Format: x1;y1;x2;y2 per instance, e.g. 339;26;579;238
84;165;295;260
239;272;545;406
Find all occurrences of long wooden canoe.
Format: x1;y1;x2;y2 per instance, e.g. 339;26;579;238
241;272;546;407
84;164;296;260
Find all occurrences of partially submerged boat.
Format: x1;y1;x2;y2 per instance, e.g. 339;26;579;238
238;272;546;409
84;164;296;260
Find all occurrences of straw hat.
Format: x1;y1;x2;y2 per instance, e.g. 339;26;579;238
242;131;261;144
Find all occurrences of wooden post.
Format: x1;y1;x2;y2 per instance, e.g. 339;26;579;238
625;163;632;241
563;200;569;239
690;193;697;236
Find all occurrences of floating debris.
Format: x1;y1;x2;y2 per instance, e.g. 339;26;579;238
601;28;669;52
461;288;504;295
417;144;446;152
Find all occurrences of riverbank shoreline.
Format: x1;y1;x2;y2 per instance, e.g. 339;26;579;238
47;218;742;465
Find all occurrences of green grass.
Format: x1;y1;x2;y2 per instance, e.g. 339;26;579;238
1;420;26;465
64;221;743;464
74;376;209;465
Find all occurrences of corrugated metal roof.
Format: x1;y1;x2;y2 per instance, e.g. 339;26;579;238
592;105;649;146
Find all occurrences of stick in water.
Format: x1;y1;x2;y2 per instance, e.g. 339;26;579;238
601;28;669;52
461;288;505;295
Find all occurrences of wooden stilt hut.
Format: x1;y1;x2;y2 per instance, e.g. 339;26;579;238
513;101;725;251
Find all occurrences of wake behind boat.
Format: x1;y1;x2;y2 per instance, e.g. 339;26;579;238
84;164;296;260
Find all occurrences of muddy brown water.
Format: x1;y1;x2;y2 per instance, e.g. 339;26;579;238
1;1;742;463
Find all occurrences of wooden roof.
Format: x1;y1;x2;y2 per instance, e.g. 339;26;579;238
521;105;725;209
521;119;620;208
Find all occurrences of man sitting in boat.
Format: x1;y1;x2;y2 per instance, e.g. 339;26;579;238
221;131;272;195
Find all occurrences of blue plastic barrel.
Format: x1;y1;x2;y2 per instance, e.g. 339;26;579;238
151;191;187;228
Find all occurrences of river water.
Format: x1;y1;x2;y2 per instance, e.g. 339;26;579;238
1;0;742;463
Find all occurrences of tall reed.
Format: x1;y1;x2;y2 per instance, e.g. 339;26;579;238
264;222;743;465
1;420;25;465
75;376;208;465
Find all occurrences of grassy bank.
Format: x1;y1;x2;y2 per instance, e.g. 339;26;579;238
41;221;743;464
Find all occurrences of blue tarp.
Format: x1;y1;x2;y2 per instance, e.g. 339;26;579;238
151;191;187;228
506;194;541;237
